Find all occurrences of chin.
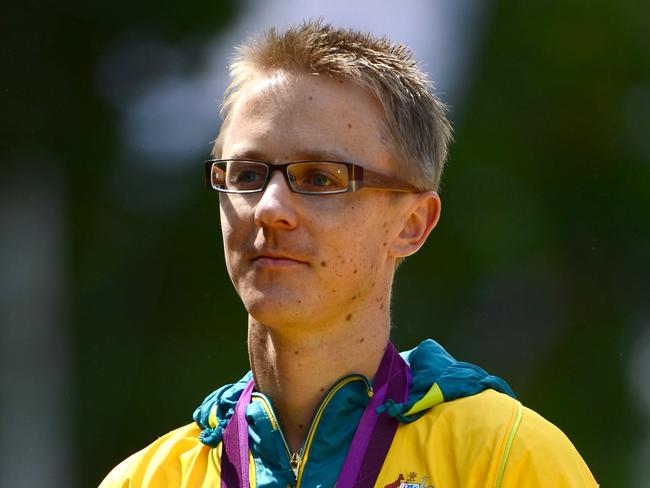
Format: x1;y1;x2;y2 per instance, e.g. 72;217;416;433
242;288;307;328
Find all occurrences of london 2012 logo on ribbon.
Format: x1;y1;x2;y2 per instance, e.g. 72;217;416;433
383;472;433;488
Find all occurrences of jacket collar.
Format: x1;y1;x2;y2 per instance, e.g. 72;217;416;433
193;339;515;485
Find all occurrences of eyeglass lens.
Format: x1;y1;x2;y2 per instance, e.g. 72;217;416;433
210;161;350;193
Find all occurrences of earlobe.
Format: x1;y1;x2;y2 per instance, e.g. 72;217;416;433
389;192;441;258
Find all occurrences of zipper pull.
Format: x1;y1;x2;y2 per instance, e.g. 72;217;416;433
289;452;302;478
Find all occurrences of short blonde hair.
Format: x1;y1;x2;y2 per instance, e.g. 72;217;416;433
214;20;453;191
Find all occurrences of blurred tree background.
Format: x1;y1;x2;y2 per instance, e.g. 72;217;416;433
2;1;649;487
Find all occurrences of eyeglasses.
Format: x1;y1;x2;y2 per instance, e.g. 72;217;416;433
203;159;419;195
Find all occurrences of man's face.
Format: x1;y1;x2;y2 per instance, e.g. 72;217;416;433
218;72;406;330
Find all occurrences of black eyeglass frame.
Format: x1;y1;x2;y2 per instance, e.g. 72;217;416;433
203;159;420;195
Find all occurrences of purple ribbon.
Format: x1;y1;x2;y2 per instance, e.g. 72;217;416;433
221;380;255;488
220;342;411;488
337;342;411;487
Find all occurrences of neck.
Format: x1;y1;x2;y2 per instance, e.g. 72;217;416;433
247;307;390;453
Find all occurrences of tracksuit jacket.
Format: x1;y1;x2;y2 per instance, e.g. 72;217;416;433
100;339;598;487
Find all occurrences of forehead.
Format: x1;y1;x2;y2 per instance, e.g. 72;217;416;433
220;72;394;173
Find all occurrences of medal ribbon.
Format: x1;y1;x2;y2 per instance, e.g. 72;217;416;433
221;342;411;488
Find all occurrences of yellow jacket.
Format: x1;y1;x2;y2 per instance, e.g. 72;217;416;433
101;341;598;487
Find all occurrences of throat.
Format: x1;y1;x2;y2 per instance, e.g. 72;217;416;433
252;372;374;481
281;408;313;454
247;315;389;455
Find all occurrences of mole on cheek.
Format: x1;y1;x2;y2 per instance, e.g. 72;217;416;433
359;337;365;343
321;261;327;267
309;96;313;100
346;313;352;321
347;123;352;129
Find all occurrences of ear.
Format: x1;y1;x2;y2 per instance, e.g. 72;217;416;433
388;191;441;258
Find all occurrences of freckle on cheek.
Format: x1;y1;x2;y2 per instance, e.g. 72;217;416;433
321;261;327;267
359;337;364;343
346;313;352;321
294;350;299;355
347;123;352;129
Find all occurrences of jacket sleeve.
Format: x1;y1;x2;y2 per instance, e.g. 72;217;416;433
496;403;598;487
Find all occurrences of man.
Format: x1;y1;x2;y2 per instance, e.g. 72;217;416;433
101;21;598;487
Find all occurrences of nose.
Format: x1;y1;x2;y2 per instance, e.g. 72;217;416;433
253;171;298;230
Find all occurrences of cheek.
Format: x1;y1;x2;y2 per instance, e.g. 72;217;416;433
320;244;383;307
220;195;254;237
219;200;251;270
319;213;386;286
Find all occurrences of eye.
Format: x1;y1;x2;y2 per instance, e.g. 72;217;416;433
289;162;349;192
236;170;261;183
308;171;334;187
226;162;268;190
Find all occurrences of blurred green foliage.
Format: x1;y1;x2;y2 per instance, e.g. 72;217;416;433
4;1;649;486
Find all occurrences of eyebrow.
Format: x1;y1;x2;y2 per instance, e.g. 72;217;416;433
228;148;354;163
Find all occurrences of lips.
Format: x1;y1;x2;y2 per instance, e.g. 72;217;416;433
251;251;309;266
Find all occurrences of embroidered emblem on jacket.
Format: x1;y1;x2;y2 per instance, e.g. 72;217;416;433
384;472;433;488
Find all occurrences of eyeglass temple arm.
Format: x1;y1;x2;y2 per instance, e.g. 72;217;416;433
203;160;213;190
351;165;420;193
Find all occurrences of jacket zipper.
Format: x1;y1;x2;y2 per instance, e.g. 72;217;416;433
295;375;373;486
253;374;373;487
252;394;296;476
